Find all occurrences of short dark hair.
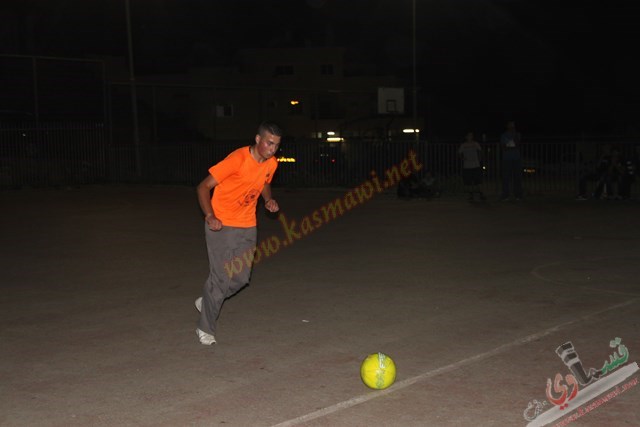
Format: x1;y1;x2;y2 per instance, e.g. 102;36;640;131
257;121;283;137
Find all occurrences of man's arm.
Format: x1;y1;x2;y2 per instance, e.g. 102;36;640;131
261;183;279;213
197;175;222;231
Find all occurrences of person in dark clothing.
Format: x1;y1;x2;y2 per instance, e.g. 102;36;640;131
577;145;612;200
619;152;637;200
500;121;523;200
397;171;441;199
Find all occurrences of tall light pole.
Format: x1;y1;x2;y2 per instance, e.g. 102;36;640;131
125;0;141;177
412;0;418;142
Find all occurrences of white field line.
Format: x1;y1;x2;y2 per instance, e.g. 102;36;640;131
271;298;638;427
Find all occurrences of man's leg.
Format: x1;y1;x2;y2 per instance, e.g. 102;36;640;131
594;174;608;199
501;158;512;199
473;168;485;200
620;176;634;199
462;169;472;200
513;157;523;198
578;172;594;197
198;225;257;339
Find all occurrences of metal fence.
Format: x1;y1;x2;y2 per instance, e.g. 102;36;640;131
1;121;639;197
0;121;107;187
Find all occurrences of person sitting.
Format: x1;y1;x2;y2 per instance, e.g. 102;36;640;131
417;171;441;199
397;171;441;199
397;173;419;199
577;145;612;200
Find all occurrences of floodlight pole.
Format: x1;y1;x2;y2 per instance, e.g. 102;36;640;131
125;0;142;177
412;0;418;142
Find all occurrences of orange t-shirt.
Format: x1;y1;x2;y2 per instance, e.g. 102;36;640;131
209;146;278;227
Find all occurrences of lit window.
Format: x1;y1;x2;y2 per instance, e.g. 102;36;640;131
288;99;303;115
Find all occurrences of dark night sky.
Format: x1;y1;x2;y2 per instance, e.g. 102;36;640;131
2;0;640;135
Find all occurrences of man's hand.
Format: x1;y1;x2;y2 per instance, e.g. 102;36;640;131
205;213;223;231
264;199;279;213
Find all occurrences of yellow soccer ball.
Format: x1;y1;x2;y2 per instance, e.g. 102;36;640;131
360;352;396;390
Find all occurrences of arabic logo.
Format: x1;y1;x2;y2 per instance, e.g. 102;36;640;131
601;337;629;375
523;399;548;422
555;342;602;386
545;373;578;410
523;337;636;425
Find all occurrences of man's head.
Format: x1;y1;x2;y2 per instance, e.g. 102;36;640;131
257;121;283;138
506;121;516;131
254;121;282;161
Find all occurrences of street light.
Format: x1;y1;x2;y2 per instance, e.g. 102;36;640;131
412;0;418;142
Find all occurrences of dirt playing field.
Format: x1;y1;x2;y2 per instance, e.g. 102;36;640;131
1;185;639;426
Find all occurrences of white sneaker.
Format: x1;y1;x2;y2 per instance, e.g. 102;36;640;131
195;297;202;313
196;328;216;345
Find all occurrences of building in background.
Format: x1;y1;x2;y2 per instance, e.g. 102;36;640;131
1;47;423;144
126;46;422;143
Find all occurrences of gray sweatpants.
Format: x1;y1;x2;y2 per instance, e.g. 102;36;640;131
198;223;257;335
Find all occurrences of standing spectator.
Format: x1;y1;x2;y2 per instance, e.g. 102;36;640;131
607;148;624;200
620;149;637;200
606;148;625;199
500;121;523;200
458;132;485;201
